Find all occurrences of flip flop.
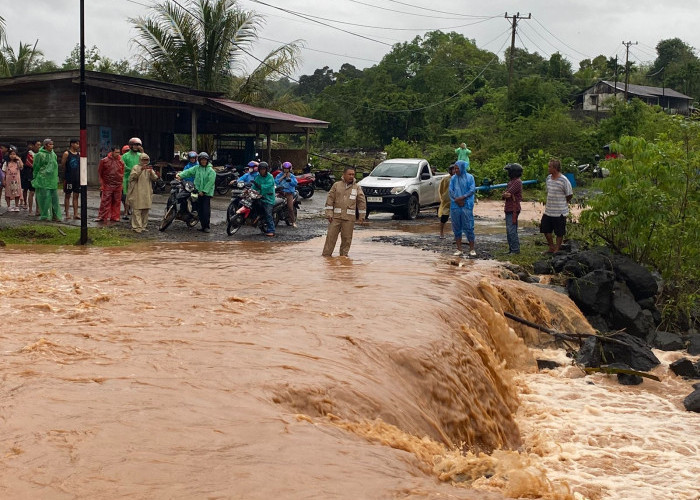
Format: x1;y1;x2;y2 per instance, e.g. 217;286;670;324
265;233;275;237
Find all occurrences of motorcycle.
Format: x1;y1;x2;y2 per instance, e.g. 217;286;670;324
226;187;297;236
314;169;336;191
296;173;315;198
577;154;609;179
159;179;200;231
226;180;249;222
276;187;300;226
214;164;238;196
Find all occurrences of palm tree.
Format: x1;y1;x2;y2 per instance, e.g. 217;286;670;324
130;0;301;95
0;41;44;77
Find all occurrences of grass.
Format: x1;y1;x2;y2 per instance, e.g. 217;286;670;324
491;234;548;272
0;224;137;246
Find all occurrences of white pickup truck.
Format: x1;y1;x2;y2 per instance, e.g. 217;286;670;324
358;158;447;220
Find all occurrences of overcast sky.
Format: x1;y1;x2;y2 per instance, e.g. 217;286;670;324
3;0;698;81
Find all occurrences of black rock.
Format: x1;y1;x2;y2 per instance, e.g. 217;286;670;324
650;331;684;351
683;388;700;412
612;255;658;300
562;259;585;277
577;336;602;368
687;334;700;355
533;260;554;275
693;382;700;390
629;310;657;341
586;314;610;333
607;362;643;385
669;358;700;378
636;297;656;310
536;359;561;370
611;281;642;328
575;249;614;273
552;254;570;273
567;270;615;314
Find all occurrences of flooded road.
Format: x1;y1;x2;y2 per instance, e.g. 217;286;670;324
1;237;698;499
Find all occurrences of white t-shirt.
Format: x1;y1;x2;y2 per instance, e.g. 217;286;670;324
544;174;573;216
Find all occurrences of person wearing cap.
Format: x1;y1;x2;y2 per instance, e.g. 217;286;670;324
60;138;81;220
237;161;259;184
32;139;62;221
96;145;125;223
176;152;216;233
127;153;158;233
252;161;276;236
122;137;143;220
275;161;298;227
502;163;524;254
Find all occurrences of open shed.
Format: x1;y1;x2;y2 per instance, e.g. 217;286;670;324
0;70;328;184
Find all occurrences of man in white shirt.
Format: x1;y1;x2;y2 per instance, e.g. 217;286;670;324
540;158;573;253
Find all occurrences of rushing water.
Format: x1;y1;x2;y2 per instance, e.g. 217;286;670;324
0;238;698;499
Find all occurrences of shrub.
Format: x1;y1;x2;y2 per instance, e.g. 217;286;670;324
384;137;422;159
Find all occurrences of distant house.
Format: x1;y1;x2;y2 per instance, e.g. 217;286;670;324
581;80;693;115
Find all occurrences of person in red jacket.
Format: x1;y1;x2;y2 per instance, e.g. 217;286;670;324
96;145;125;222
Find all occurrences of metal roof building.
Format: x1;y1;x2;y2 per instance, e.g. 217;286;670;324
581;80;694;115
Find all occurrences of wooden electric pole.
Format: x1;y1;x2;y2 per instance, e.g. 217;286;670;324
505;12;531;90
623;40;637;102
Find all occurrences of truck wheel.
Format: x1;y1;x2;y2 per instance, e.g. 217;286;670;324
402;194;420;220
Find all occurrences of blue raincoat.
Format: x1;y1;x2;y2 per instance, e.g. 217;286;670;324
449;161;476;242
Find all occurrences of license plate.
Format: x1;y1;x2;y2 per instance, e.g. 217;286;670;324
367;196;382;203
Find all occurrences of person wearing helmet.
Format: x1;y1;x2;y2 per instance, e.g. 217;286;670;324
184;151;198;170
127;153;158;233
121;137;143;220
275;161;298;227
252;161;276;236
176;151;216;232
238;161;259;184
503;163;524;254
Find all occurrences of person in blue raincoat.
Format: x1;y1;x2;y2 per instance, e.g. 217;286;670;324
448;160;476;257
275;161;298;227
237;161;259;184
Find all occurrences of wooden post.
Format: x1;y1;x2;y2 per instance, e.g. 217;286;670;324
265;125;271;163
191;107;197;151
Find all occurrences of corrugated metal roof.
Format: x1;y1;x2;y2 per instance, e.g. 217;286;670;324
601;80;692;100
209;98;329;128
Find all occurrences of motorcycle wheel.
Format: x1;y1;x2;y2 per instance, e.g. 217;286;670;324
226;201;238;222
320;179;333;191
273;210;280;225
227;214;244;235
215;184;231;196
159;205;176;231
299;186;314;199
187;216;200;228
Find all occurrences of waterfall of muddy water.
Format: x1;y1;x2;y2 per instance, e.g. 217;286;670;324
0;239;697;499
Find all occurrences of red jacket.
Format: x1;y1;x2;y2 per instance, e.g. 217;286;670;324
98;154;125;190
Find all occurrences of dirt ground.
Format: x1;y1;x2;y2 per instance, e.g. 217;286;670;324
0;188;546;258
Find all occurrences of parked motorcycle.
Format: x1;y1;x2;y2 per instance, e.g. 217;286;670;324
214;164;238;195
296;173;315;198
314;169;336;191
159;179;200;231
577;154;609;179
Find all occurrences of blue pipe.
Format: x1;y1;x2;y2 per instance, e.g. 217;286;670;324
475;179;538;192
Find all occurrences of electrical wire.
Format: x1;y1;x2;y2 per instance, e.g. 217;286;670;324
345;0;494;20
382;0;499;18
531;16;591;59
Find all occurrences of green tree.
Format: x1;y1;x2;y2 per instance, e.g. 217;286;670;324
649;38;700;98
0;40;44;76
62;44;136;75
130;0;300;95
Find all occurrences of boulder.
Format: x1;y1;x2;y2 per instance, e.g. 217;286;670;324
669;358;700;378
687;334;700;355
629;310;657;341
573;249;614;274
612;255;658;300
536;359;561;371
607;362;643;385
603;332;660;372
577;336;602;368
552;254;570;273
533;260;554;275
611;281;641;328
586;314;610;333
562;259;585;277
650;331;684;351
683;389;700;413
567;270;615;314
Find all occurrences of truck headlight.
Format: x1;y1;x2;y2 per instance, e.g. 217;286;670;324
390;186;405;195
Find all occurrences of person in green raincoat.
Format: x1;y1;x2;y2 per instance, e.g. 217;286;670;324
121;137;143;220
176;151;216;232
32;138;62;221
252;161;276;236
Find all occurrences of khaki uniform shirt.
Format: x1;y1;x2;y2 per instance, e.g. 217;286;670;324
325;179;366;221
127;164;158;210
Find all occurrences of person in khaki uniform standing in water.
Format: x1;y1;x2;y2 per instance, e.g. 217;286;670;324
127;154;157;233
322;166;366;257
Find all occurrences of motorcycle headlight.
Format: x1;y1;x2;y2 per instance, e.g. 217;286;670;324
237;181;245;188
390;186;405;195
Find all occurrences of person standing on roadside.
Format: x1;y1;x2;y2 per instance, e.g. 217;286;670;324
322;166;366;257
21;140;40;213
176;151;216;233
32;139;62;221
122;137;143;220
3;147;24;211
96;145;125;223
252;161;276;237
127;153;157;233
60;139;81;220
502;163;523;254
438;164;455;239
449;160;476;257
540;158;573;254
455;142;471;166
275;161;298;227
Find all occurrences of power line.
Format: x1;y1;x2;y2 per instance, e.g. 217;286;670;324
517;26;549;58
531;16;591;59
520;22;577;62
382;0;499;18
345;0;492;20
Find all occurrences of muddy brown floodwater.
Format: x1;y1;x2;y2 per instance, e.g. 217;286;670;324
1;237;698;499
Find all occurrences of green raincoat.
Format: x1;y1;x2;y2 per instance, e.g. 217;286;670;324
122;150;141;194
32;146;59;189
180;164;216;196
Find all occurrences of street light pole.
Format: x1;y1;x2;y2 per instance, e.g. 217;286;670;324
79;0;88;244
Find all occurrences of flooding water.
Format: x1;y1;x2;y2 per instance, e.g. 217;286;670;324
0;238;698;499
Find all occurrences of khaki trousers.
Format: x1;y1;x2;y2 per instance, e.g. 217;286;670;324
131;208;150;231
322;218;355;256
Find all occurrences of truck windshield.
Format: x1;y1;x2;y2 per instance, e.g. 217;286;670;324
369;163;419;178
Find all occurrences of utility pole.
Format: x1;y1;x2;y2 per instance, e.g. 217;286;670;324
505;12;531;90
79;0;88;244
622;40;637;102
613;55;618;95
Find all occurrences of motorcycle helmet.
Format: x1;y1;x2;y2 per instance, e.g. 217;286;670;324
198;151;210;160
121;145;130;154
504;163;523;179
247;160;259;168
258;161;269;172
187;151;197;160
282;161;293;169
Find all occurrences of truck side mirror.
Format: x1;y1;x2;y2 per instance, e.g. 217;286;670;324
420;173;431;180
